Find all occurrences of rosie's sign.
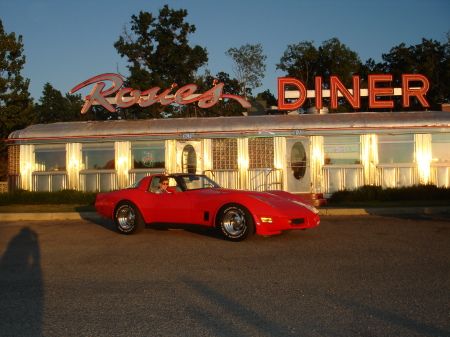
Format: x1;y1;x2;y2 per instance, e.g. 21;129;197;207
278;74;430;110
70;73;251;114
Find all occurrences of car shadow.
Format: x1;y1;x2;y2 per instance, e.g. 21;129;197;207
150;223;226;240
85;216;239;241
83;217;118;233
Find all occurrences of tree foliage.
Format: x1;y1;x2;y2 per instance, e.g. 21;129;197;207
34;83;88;123
379;38;450;110
276;41;320;90
276;38;360;110
114;5;208;118
255;89;278;108
318;38;361;85
225;43;267;99
0;20;35;181
277;38;360;88
199;71;244;117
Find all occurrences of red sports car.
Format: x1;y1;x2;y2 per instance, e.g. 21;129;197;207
95;173;320;241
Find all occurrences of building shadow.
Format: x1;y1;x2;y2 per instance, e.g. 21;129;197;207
0;227;44;336
328;295;450;336
181;277;294;336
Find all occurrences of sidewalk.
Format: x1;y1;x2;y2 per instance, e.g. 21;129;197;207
1;206;449;221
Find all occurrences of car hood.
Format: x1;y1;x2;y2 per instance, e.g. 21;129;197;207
194;188;318;214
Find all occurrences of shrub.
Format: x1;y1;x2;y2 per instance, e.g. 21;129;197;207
0;189;98;206
329;184;450;204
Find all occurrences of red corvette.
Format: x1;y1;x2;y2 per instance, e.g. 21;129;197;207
95;174;320;241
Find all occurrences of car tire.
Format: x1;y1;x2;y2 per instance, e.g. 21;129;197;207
114;201;145;235
217;203;255;241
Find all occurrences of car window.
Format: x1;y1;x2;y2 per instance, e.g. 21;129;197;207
149;176;182;193
149;177;160;193
182;175;220;190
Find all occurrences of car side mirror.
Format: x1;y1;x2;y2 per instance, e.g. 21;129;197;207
167;187;177;194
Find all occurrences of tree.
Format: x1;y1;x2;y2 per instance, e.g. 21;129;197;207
276;41;320;90
277;38;361;111
35;83;89;123
225;43;267;99
114;5;208;118
255;89;278;108
318;38;361;86
202;72;243;116
380;38;450;110
0;20;35;181
173;71;243;118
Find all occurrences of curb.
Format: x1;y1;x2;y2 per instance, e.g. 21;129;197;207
1;207;449;221
318;206;450;216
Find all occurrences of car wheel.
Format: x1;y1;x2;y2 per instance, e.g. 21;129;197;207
217;203;255;241
114;201;145;235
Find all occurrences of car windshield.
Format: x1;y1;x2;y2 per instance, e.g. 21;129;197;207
178;175;221;191
126;180;142;189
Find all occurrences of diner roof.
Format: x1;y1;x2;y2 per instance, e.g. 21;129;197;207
7;111;450;145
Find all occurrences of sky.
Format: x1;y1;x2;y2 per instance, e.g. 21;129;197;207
1;0;449;101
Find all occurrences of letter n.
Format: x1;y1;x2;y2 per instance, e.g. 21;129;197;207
330;76;361;110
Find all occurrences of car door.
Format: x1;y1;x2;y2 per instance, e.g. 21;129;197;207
140;176;191;224
150;192;191;223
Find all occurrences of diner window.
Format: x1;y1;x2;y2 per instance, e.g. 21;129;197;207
378;134;415;164
131;141;165;169
248;137;274;169
212;138;238;169
34;144;66;171
82;143;115;170
431;133;450;163
323;136;361;165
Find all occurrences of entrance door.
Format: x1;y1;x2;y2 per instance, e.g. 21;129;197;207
286;138;311;193
182;145;197;173
176;141;202;174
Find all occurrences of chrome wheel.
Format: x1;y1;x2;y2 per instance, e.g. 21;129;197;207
114;202;145;234
221;210;246;236
217;204;255;241
116;205;135;231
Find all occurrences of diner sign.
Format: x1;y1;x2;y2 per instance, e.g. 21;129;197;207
70;73;252;114
71;73;431;114
278;74;430;110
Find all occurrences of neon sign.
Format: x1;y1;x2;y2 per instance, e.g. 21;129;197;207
278;74;430;110
141;151;154;168
70;73;251;114
71;73;431;114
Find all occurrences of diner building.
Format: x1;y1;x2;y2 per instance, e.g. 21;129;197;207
6;110;450;197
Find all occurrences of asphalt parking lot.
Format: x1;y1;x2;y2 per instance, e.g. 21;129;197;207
0;214;449;337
